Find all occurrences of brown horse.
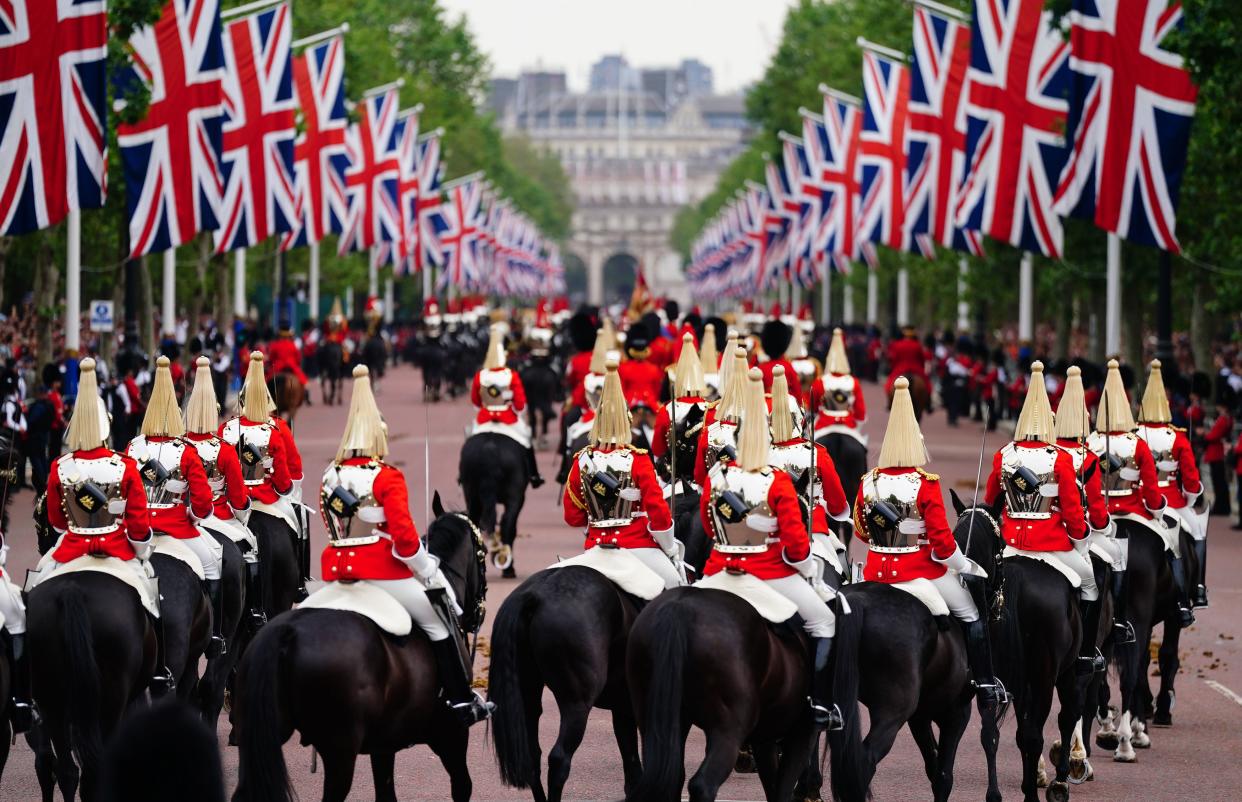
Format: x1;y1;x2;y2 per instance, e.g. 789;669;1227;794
268;370;305;430
887;373;931;421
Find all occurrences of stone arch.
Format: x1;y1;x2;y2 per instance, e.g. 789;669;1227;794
600;251;639;309
562;251;587;299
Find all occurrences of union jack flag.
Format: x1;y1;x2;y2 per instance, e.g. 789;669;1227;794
280;34;348;251
413;130;445;272
0;0;108;235
762;158;797;287
906;5;984;256
803;90;863;274
858;49;925;257
780;134;819;287
438;177;483;290
117;0;225;258
391;109;420;272
1053;0;1196;252
215;2;296;253
338;86;401;255
957;0;1070;258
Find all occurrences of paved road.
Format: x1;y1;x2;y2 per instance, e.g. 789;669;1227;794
2;363;1240;801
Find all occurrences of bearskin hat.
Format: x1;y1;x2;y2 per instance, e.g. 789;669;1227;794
567;309;599;353
759;319;793;360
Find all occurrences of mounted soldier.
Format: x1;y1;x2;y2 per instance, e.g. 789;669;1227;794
785;314;820;402
985;361;1102;673
698;322;721;400
694;342;748;487
813;327;867;440
651;332;709;492
855;376;1006;711
0;490;29;733
471;323;545;489
701;367;842;731
562;358;683;589
1136;359;1208;608
1087;359;1192;627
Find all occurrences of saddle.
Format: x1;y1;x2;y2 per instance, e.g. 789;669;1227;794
152;533;207;580
692;572;797;623
470;419;532;449
549;546;664;601
28;555;160;617
1001;546;1083;588
299;580;413;636
1113;512;1183;556
887;577;951;617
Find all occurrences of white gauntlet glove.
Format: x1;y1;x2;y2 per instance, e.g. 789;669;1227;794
398;545;440;582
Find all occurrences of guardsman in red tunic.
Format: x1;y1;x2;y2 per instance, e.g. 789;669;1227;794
563;359;683;588
855;376;1006;711
1087;359;1192;627
564;310;600;396
701;367;842;731
986;362;1101;672
651;333;710;492
757;319;797;395
786;316;820;403
1201;393;1233;518
695;345;749;487
617;325;665;408
1137;360;1208;608
811;328;867;440
885;326;929;395
326;297;350;345
128;357;226;655
317;365;493;725
471;323;545;489
266;324;310;389
698;323;722;401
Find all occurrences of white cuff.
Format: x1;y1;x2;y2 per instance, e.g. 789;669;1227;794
649;524;676;553
783;549;817;578
827;503;851;523
397;545;439;580
1089;516;1113;537
932;545;970;574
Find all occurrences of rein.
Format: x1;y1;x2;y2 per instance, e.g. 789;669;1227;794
961;504;1006;621
437;511;489;665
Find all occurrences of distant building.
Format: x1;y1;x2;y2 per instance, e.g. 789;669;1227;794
589;54;641;92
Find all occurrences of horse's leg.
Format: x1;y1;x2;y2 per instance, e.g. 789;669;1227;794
688;728;745;802
610;700;643;798
859;711;908;793
499;483;526;577
980;702;1003;802
907;715;940;787
318;746;360;802
27;723;57;802
1154;611;1182;727
428;718;473;802
1016;683;1055;802
546;699;590;802
370;751;397;802
1048;669;1082;802
770;726;816;802
51;725;79;802
932;701;972;802
751;740;779;800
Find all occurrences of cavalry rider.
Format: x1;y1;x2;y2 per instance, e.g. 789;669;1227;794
651;332;710;490
1136;360;1207;608
128;357;226;656
470;323;545;489
565;310;603;397
0;500;30;732
617;324;664;408
785;315;819;402
757;318;797;395
699;323;721;400
694;343;749;487
985;361;1102;673
1055;366;1128;640
812;328;867;440
326;298;350;345
1087;359;1193;628
184;356;264;628
266;321;312;404
36;357;171;690
563;358;683;589
768;366;851;580
885;325;929;396
854;377;1007;711
319;365;494;725
700;367;842;731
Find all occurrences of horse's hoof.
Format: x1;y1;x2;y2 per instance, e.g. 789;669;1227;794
1152;710;1172;727
502;567;516;579
1036;756;1049;788
1046;780;1070;802
490;543;513;571
1114;745;1137;763
1133;730;1151;749
1069;757;1092;785
1049;740;1063;766
734;747;757;774
1095;731;1119;750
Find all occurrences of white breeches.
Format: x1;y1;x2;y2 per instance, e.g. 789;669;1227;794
202;515;259;561
182;531;224;580
0;573;25;634
367;578;450;641
628;547;684;589
811;532;846;577
1091;530;1125;571
765;575;836;637
1172;505;1207;542
930;572;981;622
1051;548;1099;601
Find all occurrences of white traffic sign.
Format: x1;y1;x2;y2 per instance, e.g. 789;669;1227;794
89;300;114;333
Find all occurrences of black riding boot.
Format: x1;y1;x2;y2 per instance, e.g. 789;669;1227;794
7;634;37;733
1111;569;1136;644
1168;553;1195;627
964;618;1009;713
809;637;844;731
1192;539;1209;608
150;613;175;697
291;528;310;601
1076;598;1106;675
430;637;494;726
205;579;226;658
526;445;545;489
245;560;267;629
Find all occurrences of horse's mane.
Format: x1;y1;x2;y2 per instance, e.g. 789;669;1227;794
427;509;488;633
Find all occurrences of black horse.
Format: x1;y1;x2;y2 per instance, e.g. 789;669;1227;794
625;588;843;802
460;432;530;577
0;630;11;785
489;565;645;802
817;431;868;537
520;355;561;451
953;497;1083;802
231;495;486;802
247;508;302;619
194;528;249;729
148;549;212;700
98;698;226;802
361;333;388;387
317;340;346;406
418;335;448;403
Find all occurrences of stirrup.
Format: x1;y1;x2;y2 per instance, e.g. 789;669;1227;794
1178;605;1195;628
247;607;268;629
449;691;495;726
809;699;844;732
10;700;38;734
974;680;1011;715
206;634;227;659
150;667;176;696
295;584;310;603
1113;620;1137;644
1076;649;1106;676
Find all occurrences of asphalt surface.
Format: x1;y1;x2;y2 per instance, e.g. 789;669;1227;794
2;362;1240;801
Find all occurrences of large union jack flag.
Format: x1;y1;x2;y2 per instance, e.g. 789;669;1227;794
339;86;401;255
438;176;484;290
781;134;820;287
762;158;797;288
391;108;420;272
0;0;107;236
215;2;296;253
413;130;445;272
1053;0;1196;252
957;0;1070;258
117;0;225;257
280;34;348;251
803;90;863;274
858;49;928;257
906;5;984;256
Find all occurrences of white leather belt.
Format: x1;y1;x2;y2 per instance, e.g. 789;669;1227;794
148;502;180;510
67;524;121;536
590;517;639;529
1157;479;1175;488
243;478;266;487
897;519;926;534
870;544;921;554
1009;511;1054;520
330;533;384;547
823;410;850;418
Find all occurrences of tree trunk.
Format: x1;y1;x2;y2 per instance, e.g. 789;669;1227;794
217;249;234;343
185;233;211;359
1190;278;1213;374
0;236;11;312
1123;278;1144;372
1054;296;1072;361
139;255;155;358
101;260;124;367
32;232;60;374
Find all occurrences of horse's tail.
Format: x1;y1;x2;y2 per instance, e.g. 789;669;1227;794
233;621;295;802
489;586;540;788
627;601;688;802
997;564;1028;715
59;582;103;779
829;594;868;802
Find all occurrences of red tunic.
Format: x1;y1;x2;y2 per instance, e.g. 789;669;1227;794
852;468;956;582
701;469;808;580
1138;423;1203;509
757;358;797;394
563;447;673;551
984;443;1088;551
272;415;303;481
132;436;215;539
772;438;851;527
320;459;424;581
219;417;294;504
810;374;867;430
471;368;527;426
649;336;674;371
1097;433;1166;518
266;338;309;385
1056;439;1111;531
184;432;250;520
1203;414;1233;463
617;358;664;408
885;338;928;392
48;448;152;562
565;351;593;393
651;396;706;459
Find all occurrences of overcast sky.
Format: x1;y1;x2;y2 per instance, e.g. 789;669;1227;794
438;0;799;94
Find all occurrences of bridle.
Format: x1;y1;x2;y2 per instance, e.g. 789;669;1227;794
439;511;489;661
960;503;1005;620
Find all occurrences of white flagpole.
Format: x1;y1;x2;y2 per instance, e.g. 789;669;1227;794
1106;233;1121;357
65;209;82;353
309;240;321;321
233;249;247;319
384;276;394;324
896;268;910;327
368;247;379;299
866;270;879;325
1018;251;1034;342
956;256;970;332
843;280;855;324
291;22;349;50
422;263;432;302
162;249;176;336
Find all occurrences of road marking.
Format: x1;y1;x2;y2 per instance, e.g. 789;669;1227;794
1205;679;1242;707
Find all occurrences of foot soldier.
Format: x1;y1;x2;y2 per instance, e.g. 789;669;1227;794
855;377;1007;713
471;323;545;489
985;362;1102;675
321;366;493;725
701;368;843;731
563;359;684;588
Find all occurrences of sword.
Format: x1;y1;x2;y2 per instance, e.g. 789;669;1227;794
962;405;990;558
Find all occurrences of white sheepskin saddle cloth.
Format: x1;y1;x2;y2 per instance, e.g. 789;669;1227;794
1002;546;1082;588
889;577;950;617
253;498;301;534
693;571;798;623
152;534;206;580
33;555;161;617
471;419;531;449
299;580;413;636
1113;512;1182;555
813;423;868;447
549;546;664;601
